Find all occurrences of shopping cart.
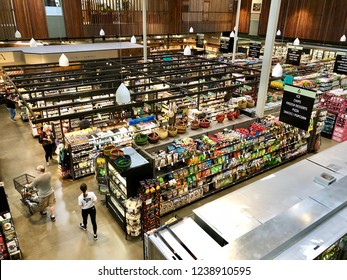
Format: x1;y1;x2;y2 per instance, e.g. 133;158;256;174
13;174;40;215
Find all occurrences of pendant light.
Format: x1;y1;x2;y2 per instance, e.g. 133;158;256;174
230;31;235;38
130;35;136;43
59;53;69;67
189;27;194;33
184;45;192;56
340;35;346;42
276;30;281;36
99;29;105;36
293;38;300;45
272;63;283;77
116;83;131;104
15;30;21;38
115;0;130;105
29;38;37;47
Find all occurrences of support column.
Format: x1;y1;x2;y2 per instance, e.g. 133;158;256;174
142;0;147;62
232;0;242;63
255;0;282;118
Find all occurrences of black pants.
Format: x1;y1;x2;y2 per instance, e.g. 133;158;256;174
43;144;54;163
81;206;97;234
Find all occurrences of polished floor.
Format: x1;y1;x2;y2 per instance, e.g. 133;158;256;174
0;107;338;260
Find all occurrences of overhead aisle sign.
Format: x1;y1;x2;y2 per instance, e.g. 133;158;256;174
279;85;316;131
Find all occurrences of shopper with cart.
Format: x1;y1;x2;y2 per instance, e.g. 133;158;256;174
78;183;98;240
26;165;56;222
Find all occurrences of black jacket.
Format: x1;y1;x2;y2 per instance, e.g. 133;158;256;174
0;97;16;109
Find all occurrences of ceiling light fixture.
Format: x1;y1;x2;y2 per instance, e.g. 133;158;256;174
15;30;21;38
184;45;192;56
130;35;136;43
59;53;69;67
276;30;281;36
293;38;300;45
116;83;131;104
271;63;283;77
99;29;105;36
189;27;194;33
29;38;37;47
230;31;235;38
340;34;346;42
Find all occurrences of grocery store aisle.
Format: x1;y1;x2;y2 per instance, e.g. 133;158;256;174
0;107;338;260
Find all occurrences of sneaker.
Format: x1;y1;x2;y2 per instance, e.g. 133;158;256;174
79;223;87;231
40;211;47;216
50;216;56;222
10;118;16;122
46;162;50;166
93;234;98;241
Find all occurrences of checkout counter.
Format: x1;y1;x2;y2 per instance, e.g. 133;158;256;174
144;141;347;260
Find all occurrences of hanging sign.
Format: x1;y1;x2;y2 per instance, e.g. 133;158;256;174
279;85;316;131
196;33;205;48
333;52;347;75
286;46;303;66
248;41;262;58
220;36;233;53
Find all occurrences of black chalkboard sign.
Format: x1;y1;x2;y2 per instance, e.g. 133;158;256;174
248;41;261;58
279;85;316;131
286;46;303;66
333;52;347;74
220;36;233;53
196;33;204;48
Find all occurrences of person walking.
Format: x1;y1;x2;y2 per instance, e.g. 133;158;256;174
26;165;56;222
78;183;98;240
0;93;17;122
40;125;55;166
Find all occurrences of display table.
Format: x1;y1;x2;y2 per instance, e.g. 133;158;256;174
144;141;347;260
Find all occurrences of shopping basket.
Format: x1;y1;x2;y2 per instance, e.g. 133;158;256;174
13;174;40;215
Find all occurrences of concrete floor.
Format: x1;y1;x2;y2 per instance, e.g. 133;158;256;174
0;107;338;260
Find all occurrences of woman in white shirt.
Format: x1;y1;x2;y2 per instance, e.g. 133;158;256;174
78;183;98;240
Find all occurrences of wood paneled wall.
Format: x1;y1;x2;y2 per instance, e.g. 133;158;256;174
259;0;347;43
62;0;84;38
13;0;48;39
2;0;346;43
0;0;16;39
239;0;252;34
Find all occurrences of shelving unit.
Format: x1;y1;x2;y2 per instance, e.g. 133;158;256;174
105;147;152;236
139;116;309;216
0;183;22;260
